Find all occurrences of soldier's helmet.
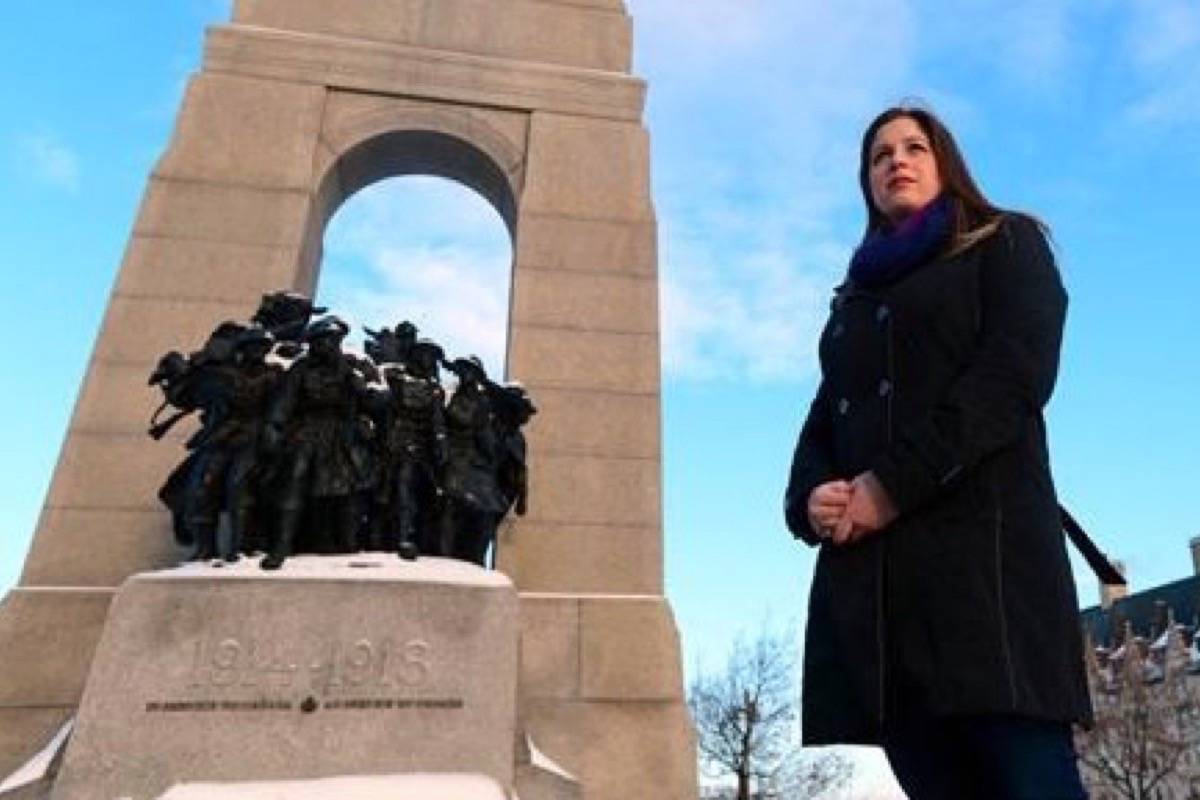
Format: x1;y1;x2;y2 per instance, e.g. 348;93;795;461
303;315;351;342
409;339;445;362
446;355;488;384
211;320;248;338
197;321;248;364
494;383;537;424
252;291;326;328
394;321;419;342
234;326;275;350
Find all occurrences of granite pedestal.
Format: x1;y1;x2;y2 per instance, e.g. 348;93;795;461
50;557;518;800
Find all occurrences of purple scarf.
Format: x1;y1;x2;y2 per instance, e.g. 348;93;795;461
849;195;952;288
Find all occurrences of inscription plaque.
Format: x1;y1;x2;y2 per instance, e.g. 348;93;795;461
182;635;433;691
52;557;518;800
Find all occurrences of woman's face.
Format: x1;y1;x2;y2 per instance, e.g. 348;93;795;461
868;115;942;225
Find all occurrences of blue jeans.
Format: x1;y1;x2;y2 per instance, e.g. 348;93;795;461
883;715;1088;800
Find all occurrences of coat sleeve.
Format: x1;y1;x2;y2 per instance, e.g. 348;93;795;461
871;215;1067;515
784;381;836;545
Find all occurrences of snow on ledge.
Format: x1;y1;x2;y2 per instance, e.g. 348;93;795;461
136;554;513;588
156;772;511;799
527;734;577;782
0;717;73;795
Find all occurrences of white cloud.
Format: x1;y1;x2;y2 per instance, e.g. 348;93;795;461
1125;0;1200;68
661;233;845;382
632;0;919;114
325;247;510;381
633;0;920;383
629;0;772;69
331;176;508;257
319;177;513;380
908;0;1099;94
17;133;80;192
990;2;1077;87
1120;0;1200;128
1124;65;1200;127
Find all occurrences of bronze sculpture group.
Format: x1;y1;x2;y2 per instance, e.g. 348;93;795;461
149;291;534;571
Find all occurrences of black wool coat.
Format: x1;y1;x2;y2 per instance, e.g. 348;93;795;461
784;215;1092;745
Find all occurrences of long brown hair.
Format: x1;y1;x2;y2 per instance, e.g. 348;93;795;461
858;105;1013;256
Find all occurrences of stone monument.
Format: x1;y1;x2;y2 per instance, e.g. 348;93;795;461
0;2;696;798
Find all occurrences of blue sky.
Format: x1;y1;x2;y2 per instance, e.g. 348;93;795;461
2;1;1199;792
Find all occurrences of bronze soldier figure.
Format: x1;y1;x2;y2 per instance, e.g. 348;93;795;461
489;382;536;523
381;339;449;560
438;357;509;566
149;323;280;561
260;316;369;570
149;292;537;573
364;320;418;366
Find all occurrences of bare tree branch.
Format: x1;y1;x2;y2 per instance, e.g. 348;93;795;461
1076;625;1200;800
688;623;853;800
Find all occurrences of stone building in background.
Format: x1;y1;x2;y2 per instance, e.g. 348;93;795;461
1077;538;1200;800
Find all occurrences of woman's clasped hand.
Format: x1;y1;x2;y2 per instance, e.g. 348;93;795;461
806;472;898;545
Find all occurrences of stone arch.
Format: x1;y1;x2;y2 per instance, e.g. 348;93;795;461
315;100;524;229
295;97;527;300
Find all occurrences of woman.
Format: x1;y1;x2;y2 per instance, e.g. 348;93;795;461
784;106;1091;799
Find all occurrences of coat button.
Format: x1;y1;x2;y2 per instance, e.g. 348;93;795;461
876;305;890;323
878;379;892;397
830;322;844;339
837;398;850;415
